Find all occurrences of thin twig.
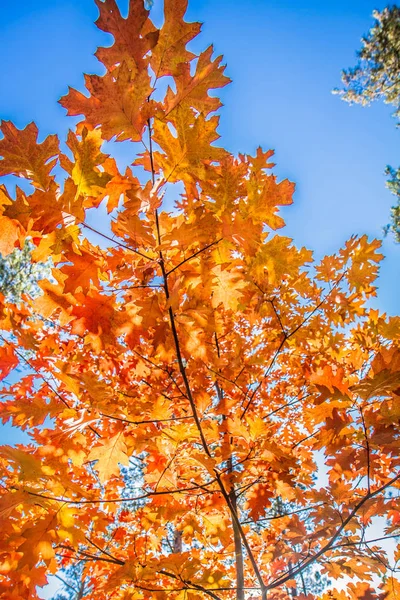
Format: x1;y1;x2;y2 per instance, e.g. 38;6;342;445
166;238;223;276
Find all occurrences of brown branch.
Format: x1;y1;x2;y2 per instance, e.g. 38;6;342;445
81;221;153;261
359;405;371;493
148;114;266;595
241;335;286;419
24;478;219;505
203;363;247;396
155;207;212;456
159;228;267;592
57;544;124;566
264;392;312;420
114;284;163;290
99;411;192;426
214;473;267;595
228;459;245;600
291;431;317;449
269;297;287;336
54;573;81;595
241;273;346;418
241;503;325;525
330;533;400;551
134;584;183;593
166;238;223;276
85;536;122;564
159;569;223;600
147;116;156;186
0;336;102;438
265;471;400;591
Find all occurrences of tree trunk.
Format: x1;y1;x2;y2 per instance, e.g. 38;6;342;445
228;460;244;600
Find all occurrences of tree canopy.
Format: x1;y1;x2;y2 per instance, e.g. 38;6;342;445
336;5;400;241
0;1;400;599
0;241;51;304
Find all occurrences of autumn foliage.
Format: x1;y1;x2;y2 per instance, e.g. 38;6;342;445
0;1;400;599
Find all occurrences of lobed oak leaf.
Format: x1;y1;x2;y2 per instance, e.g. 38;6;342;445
149;396;173;421
352;369;400;401
346;583;381;600
247;415;269;440
163;421;199;444
0;344;18;381
183;324;208;360
0;121;58;191
0;446;49;482
30;225;80;263
380;577;400;600
249;235;312;286
244;173;294;230
32;279;75;325
94;0;159;70
221;212;263;256
102;160;136;212
249;146;276;171
0;187;23;256
18;178;84;234
309;365;351;400
211;264;248;311
245;482;273;521
152;320;173;359
203;155;247;216
153;106;226;183
196;568;230;590
376;314;400;340
112;211;155;248
62;409;100;438
60;64;154;142
190;451;216;476
345;236;384;294
70;289;121;349
165;45;231;117
316;253;344;282
202;513;230;545
0;490;32;519
61;127;112;199
0;386;62;430
17;515;58;569
222;416;250;442
60;246;105;295
274;478;296;501
0;217;21;256
150;0;201;78
88;432;129;483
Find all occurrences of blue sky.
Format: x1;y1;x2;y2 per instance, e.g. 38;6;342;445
0;2;399;596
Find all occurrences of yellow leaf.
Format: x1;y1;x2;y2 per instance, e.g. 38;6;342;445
88;433;129;483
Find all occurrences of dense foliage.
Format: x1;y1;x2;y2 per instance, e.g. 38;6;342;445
336;5;400;241
0;241;51;303
0;1;400;599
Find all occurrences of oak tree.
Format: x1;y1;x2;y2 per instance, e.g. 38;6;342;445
0;1;400;599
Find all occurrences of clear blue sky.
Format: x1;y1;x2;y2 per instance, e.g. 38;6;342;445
0;2;398;596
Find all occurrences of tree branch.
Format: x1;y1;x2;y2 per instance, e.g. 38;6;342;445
166;238;223;276
265;471;400;591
